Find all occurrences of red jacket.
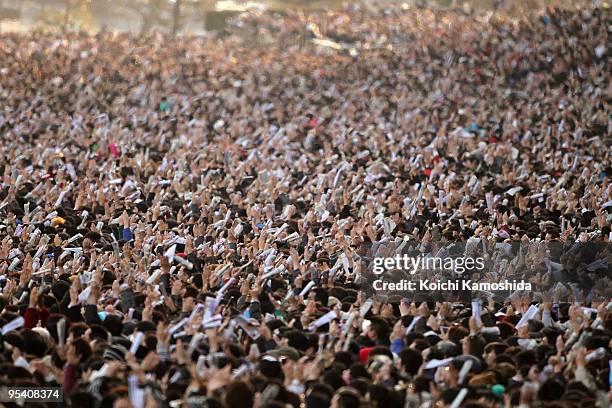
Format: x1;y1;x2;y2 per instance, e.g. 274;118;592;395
24;307;50;329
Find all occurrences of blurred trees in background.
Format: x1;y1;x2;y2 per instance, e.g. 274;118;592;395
0;0;586;34
120;0;169;32
18;0;93;31
4;0;219;33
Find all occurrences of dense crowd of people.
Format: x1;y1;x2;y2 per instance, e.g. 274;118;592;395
0;1;610;407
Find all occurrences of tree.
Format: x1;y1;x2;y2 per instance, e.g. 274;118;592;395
171;0;181;35
129;0;215;35
120;0;169;33
0;0;21;33
26;0;93;31
191;0;216;31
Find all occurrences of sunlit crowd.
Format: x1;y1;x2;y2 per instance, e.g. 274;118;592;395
0;2;610;407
